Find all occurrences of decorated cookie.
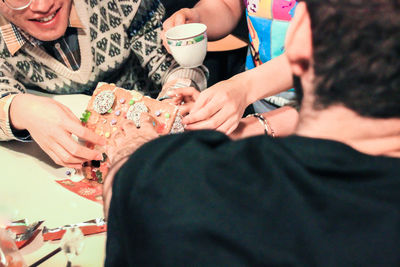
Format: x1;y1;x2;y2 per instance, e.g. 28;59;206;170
80;82;184;183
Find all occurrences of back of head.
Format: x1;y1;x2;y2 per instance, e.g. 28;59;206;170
303;0;400;118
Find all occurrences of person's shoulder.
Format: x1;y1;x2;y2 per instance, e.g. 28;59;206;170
138;130;231;157
127;130;281;174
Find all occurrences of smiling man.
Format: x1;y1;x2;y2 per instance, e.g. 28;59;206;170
104;0;400;265
0;0;73;41
0;0;207;168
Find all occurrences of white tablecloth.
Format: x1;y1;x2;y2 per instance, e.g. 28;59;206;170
0;93;106;267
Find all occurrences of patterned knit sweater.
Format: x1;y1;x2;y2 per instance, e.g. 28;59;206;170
0;0;207;141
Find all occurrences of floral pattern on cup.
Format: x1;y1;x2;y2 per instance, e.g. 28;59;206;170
167;33;207;47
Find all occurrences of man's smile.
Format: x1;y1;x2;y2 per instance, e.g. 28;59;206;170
29;7;60;24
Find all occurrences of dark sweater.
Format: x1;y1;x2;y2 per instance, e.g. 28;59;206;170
106;131;400;266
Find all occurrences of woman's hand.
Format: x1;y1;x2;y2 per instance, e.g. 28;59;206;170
229;106;299;140
171;78;250;134
9;94;106;169
162;8;201;52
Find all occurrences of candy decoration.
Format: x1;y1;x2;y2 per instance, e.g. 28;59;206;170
165;113;170;119
95;170;103;183
119;98;125;104
93;91;115;114
129;99;135;105
170;113;185;133
115;110;121;116
80;110;91;123
126;102;148;128
155;110;161;117
110;119;117;125
105;132;110;138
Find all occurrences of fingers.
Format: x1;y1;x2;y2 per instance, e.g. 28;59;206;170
45;144;88;169
139;114;159;139
178;103;194;116
216;117;240;135
57;103;82;124
225;122;240;135
168;87;200;100
121;120;137;133
162;8;198;52
67;120;106;146
57;130;103;161
163;8;193;32
57;102;106;146
182;96;221;125
174;11;189;25
119;114;157;138
184;107;230;131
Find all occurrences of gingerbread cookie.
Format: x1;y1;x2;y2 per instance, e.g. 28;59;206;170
80;83;183;183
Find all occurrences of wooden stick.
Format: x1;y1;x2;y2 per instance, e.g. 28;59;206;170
29;247;62;267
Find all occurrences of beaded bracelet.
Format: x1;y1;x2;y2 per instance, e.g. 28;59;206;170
247;113;275;137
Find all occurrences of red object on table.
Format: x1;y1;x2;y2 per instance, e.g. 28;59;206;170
42;218;107;241
5;220;44;249
56;178;103;204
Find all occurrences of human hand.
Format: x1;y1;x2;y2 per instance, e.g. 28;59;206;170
228;115;264;140
106;114;159;166
176;79;250;134
162;8;201;52
167;86;200;116
158;78;199;116
103;114;159;218
229;106;299;140
9;94;106;168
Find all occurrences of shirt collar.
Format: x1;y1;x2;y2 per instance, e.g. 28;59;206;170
0;3;84;55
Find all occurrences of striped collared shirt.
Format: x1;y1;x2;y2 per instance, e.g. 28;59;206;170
0;4;84;70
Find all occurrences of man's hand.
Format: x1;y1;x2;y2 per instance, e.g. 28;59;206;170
172;78;249;134
9;94;106;169
162;8;201;52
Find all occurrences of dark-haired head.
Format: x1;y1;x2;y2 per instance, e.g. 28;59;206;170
297;0;400;118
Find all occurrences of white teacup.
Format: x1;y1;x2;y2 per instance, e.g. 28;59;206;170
166;23;208;68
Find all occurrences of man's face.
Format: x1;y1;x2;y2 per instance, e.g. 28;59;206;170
0;0;72;41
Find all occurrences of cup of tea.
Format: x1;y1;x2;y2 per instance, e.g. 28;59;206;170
166;23;208;68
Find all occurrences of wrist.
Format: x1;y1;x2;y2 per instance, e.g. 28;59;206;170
9;94;29;130
229;116;265;140
246;113;275;137
230;73;256;107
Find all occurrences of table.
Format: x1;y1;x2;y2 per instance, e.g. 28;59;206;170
207;34;248;52
0;93;106;267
